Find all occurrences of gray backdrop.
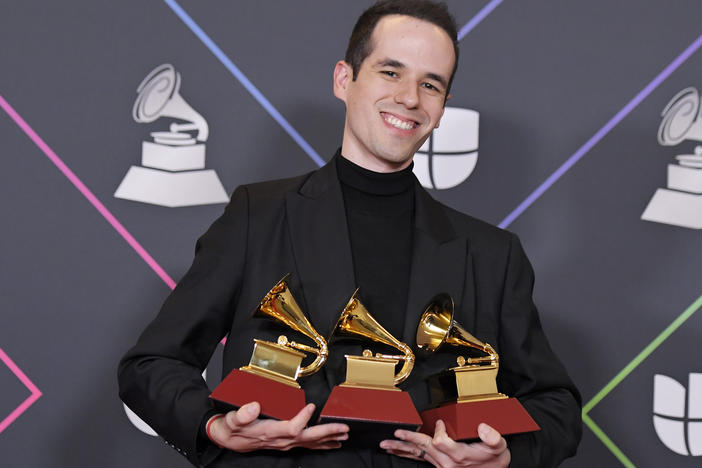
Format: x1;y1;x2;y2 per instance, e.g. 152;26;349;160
1;1;701;466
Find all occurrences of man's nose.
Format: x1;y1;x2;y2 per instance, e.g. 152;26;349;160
394;81;419;108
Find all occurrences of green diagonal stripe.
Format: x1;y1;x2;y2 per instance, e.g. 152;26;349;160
583;293;702;414
581;292;702;467
582;413;635;468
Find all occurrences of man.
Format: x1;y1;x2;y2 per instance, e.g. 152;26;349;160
118;1;582;467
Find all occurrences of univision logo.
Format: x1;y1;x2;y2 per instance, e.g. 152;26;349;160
653;373;702;456
413;107;479;190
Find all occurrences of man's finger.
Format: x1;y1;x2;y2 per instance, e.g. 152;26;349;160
477;423;507;452
433;419;455;444
393;428;449;464
431;419;462;455
393;428;433;447
226;402;261;428
380;439;421;457
287;403;316;435
381;439;439;465
260;403;315;439
298;422;349;442
304;430;349;445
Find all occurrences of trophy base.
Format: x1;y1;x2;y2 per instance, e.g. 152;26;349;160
319;386;422;448
209;368;305;420
420;398;540;441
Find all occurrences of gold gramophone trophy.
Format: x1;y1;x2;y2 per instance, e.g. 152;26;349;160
319;290;422;447
415;294;539;440
209;275;328;420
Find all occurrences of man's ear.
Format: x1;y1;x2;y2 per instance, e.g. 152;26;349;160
333;60;352;103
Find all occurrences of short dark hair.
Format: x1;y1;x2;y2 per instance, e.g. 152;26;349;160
344;0;459;96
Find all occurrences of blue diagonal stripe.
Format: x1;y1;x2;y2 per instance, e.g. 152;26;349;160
163;0;326;167
458;0;503;41
499;33;702;229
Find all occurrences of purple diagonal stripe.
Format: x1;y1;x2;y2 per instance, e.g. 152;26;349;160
499;33;702;229
458;0;503;41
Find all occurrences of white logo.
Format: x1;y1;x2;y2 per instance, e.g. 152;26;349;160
114;64;229;207
413;107;479;190
642;87;702;228
653;373;702;456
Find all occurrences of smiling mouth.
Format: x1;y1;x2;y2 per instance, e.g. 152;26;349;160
381;112;419;131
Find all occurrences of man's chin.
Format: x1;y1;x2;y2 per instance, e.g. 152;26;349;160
373;146;415;164
381;152;417;168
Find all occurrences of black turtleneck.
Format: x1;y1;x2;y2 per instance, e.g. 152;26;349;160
336;153;415;339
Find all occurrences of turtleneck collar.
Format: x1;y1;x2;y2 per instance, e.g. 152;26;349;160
335;149;415;196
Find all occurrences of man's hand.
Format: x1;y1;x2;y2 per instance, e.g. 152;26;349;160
207;402;349;452
380;420;510;467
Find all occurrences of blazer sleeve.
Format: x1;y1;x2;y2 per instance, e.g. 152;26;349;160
496;234;582;468
117;185;249;467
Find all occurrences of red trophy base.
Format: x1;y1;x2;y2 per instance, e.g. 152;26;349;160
209;369;305;420
319;386;422;448
420;398;540;441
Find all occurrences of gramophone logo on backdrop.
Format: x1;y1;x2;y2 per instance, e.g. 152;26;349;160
413;107;479;190
114;63;229;207
642;87;702;228
653;373;702;456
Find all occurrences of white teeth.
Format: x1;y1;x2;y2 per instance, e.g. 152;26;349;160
384;114;415;130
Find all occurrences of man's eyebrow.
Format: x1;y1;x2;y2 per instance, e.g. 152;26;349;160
375;58;448;89
377;58;405;69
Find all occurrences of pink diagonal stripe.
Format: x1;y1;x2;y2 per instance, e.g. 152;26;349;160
0;347;42;434
0;93;176;290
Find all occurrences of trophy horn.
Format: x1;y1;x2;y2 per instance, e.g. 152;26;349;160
414;294;538;441
254;275;328;377
329;289;414;385
416;293;498;366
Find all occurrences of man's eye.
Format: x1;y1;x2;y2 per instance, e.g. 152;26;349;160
422;82;440;92
382;70;398;77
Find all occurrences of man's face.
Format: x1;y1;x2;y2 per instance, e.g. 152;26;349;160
334;14;455;172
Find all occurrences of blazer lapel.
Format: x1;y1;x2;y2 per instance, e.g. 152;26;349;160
401;184;473;347
285;159;357;390
287;160;379;467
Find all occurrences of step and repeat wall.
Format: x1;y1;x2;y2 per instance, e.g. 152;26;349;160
1;1;701;466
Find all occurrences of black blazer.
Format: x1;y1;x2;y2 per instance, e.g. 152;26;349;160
118;158;581;468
